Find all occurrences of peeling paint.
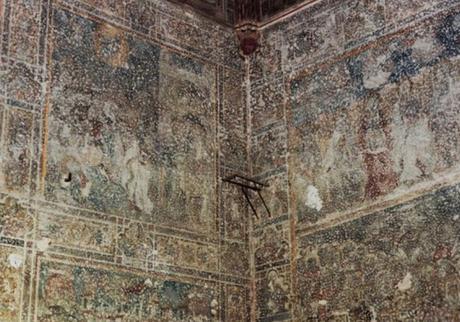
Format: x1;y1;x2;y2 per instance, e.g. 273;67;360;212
7;254;23;269
397;272;413;291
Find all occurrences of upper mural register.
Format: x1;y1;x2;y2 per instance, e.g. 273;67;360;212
45;9;217;234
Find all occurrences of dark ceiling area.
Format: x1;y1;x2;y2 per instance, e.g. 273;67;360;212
166;0;236;25
167;0;308;26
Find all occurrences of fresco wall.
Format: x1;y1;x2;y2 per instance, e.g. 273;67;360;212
2;0;459;320
0;0;250;321
249;0;460;320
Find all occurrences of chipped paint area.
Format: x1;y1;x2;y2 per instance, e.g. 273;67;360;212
37;260;220;321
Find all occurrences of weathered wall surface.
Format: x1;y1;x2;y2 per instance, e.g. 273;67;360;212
0;0;250;321
296;183;460;321
249;0;460;321
2;0;459;320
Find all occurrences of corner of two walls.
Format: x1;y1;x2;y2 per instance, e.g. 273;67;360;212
248;0;460;321
0;0;252;320
1;0;459;320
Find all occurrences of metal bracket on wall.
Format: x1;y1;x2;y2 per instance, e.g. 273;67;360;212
222;174;271;219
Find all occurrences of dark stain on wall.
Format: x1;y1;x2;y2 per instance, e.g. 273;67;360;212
250;2;460;321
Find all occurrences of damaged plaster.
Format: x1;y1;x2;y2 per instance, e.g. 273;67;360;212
0;0;459;321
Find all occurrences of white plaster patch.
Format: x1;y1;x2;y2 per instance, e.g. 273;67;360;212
318;300;328;305
363;71;391;89
453;215;459;221
413;37;435;52
8;253;23;268
121;143;154;214
80;179;92;198
363;54;391;89
60;172;72;188
37;238;51;252
144;278;153;287
397;272;412;291
305;185;323;211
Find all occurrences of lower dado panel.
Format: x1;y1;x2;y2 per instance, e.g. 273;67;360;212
0;244;24;321
32;256;222;322
296;183;460;321
0;249;250;321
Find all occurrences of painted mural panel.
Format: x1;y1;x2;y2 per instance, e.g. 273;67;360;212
1;108;34;194
156;55;217;233
0;0;244;321
221;183;247;241
0;244;24;321
338;0;385;47
8;0;42;64
225;285;249;322
156;234;218;272
256;265;291;321
37;211;116;256
220;240;249;276
117;220;156;269
289;9;460;225
6;60;42;108
296;183;460;321
220;69;247;170
0;196;33;240
36;259;220;321
45;9;217;234
254;221;290;270
250;79;284;131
